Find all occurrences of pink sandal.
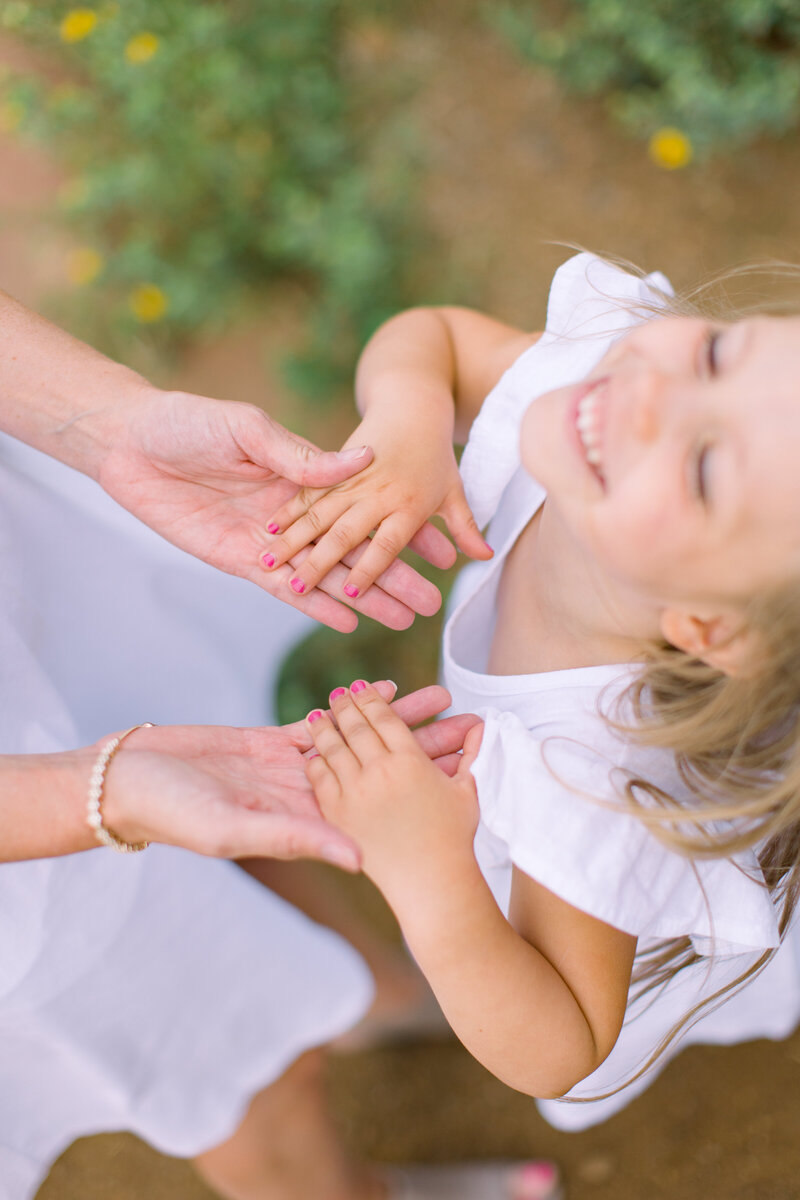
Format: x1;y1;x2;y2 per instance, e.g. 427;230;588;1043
383;1158;563;1199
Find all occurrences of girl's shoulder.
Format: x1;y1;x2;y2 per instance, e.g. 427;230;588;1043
470;700;780;957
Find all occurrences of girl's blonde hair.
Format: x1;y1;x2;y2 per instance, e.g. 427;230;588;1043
560;250;800;1099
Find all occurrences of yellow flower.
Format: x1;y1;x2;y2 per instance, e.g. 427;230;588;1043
124;32;160;64
0;99;25;133
66;247;104;286
648;127;693;170
129;284;168;322
59;9;98;43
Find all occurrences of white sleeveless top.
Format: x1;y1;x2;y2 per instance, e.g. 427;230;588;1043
443;254;800;1130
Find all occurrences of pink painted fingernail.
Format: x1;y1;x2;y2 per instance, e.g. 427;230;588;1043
307;710;323;723
350;679;367;693
330;687;346;700
261;552;275;568
307;751;321;758
290;578;306;594
267;522;280;535
343;583;359;598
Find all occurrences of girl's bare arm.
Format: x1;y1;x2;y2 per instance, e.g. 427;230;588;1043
306;683;635;1098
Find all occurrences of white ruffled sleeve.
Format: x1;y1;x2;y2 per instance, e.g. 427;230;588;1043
471;708;780;956
461;253;673;529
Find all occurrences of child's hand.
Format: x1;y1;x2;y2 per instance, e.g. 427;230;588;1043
260;416;492;602
304;681;483;909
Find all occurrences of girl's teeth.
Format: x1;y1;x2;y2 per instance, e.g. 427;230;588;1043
577;389;603;473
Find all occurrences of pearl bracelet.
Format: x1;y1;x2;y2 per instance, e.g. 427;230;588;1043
86;723;156;853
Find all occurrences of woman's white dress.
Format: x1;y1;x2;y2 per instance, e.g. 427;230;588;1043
0;435;372;1200
443;253;800;1131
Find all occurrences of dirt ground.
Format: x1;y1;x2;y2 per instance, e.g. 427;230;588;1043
3;4;800;1197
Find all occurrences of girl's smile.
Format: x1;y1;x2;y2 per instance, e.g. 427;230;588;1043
520;312;800;660
572;376;608;487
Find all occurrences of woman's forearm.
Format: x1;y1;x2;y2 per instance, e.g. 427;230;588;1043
0;289;158;479
0;748;100;860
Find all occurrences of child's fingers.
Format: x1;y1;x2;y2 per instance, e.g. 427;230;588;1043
340;514;422;599
327;685;393;765
305;708;361;788
262;485;330;544
260;491;366;579
280;503;401;597
292;549;415;631
304;751;343;815
347;681;421;753
339;543;442;618
439;486;493;561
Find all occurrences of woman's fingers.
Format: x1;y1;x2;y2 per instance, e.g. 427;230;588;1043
412;712;483;761
339;543;442;618
294;550;416;630
407;520;458;569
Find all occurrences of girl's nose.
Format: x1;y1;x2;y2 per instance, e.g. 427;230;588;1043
631;374;661;443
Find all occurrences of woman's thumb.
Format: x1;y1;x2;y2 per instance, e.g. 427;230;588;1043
243;412;374;486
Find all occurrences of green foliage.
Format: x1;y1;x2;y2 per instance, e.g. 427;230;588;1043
1;0;422;393
276;606;446;724
488;0;800;154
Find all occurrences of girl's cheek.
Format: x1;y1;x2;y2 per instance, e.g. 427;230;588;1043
519;399;544;477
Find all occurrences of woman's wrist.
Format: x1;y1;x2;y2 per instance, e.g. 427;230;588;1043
0;288;161;480
0;747;101;861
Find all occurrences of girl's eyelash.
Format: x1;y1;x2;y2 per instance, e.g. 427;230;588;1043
691;442;712;504
705;329;721;375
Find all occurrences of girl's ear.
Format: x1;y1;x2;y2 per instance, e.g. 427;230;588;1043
659;608;762;677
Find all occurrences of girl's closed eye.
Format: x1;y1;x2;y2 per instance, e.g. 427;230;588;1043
703;327;723;377
690;440;714;504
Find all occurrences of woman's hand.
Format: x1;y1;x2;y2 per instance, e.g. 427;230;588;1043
98;391;449;633
98;683;481;869
305;681;483;906
259;411;491;602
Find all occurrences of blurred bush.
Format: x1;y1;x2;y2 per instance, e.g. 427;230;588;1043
0;0;422;395
488;0;800;159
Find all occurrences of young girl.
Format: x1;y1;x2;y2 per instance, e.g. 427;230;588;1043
261;252;800;1128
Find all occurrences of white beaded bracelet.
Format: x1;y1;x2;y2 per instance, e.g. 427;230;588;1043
86;723;156;853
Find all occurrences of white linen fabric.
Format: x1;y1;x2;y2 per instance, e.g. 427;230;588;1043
0;435;372;1199
444;253;800;1130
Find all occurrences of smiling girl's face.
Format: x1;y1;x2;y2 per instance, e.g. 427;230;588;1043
520;313;800;614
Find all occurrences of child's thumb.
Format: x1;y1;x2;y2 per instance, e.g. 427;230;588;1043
441;488;493;562
455;721;484;779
